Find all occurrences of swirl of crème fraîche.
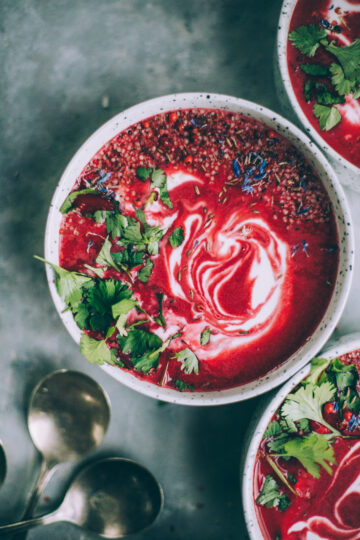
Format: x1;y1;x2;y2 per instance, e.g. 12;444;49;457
132;171;292;361
287;442;360;539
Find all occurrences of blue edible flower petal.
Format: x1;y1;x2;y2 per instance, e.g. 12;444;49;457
301;240;309;255
98;170;112;184
348;415;359;432
320;18;331;28
296;205;310;215
233;159;241;178
242;184;254;194
291;244;299;257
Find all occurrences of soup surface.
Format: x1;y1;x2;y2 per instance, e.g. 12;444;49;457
55;108;338;391
254;349;360;539
287;0;360;168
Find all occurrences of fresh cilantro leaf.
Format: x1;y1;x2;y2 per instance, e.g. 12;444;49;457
174;348;199;374
296;418;310;433
306;357;331;385
300;64;329;76
329;63;355;96
118;328;162;357
264;420;282;438
281;381;338;435
131;350;161;373
327;357;358;374
111;298;137;319
138;258;154;283
117;328;163;373
304;80;314;102
34;256;92;299
315;83;345;105
200;327;211;346
336;371;356;390
150;168;173;209
303;81;345;105
59;188;99;214
256;475;290;511
325;38;360;83
289;24;327;57
151;168;167;189
112;246;145;269
136;166;152;181
84;264;105;279
154;292;166;327
122;220;143;244
74;303;91;329
280;417;298;434
267;432;292;453
288;473;297;485
94;208;128;239
169;227;185;248
280;433;336;478
174;380;194;392
313;104;341;131
74;279;132;333
80;334;116;365
96;237;121;272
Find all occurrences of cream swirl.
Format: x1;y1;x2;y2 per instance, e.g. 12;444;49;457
288;442;360;540
146;171;291;358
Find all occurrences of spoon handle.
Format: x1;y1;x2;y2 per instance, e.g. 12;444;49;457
11;458;56;540
0;510;59;536
21;458;56;520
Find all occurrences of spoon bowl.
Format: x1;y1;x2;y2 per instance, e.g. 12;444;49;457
28;369;110;463
0;458;163;538
22;369;110;520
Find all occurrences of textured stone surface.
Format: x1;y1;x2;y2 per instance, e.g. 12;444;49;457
1;0;360;538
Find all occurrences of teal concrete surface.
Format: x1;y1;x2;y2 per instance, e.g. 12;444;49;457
1;1;360;539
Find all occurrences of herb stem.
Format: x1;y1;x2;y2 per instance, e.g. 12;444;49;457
265;455;297;496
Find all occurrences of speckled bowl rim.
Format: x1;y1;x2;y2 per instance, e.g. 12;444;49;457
242;332;360;539
44;92;354;406
277;0;360;175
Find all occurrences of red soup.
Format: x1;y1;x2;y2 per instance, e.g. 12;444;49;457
56;108;339;392
254;350;360;539
287;0;360;168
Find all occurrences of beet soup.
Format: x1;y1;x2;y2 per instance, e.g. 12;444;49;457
287;0;360;169
48;108;339;392
254;349;360;540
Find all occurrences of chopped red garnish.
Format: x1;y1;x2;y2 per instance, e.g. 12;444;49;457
184;155;193;165
169;112;178;123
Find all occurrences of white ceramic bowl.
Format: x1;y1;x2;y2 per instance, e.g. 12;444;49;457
44;92;354;405
242;331;360;539
277;0;360;192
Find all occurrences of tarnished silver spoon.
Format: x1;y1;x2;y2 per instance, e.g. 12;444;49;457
21;369;110;519
0;442;6;487
0;457;163;537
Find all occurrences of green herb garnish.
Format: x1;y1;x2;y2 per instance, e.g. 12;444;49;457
169;227;185;248
289;24;360;131
200;327;211;346
174;348;199;374
80;334;117;365
60;188;100;214
256;475;290;511
289;24;327;57
313;104;342;131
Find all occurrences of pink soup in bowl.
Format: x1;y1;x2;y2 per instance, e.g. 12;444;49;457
277;0;360;191
42;93;353;405
242;333;360;539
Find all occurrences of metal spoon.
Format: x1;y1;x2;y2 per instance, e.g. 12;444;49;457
22;369;110;519
0;442;6;487
0;457;163;537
